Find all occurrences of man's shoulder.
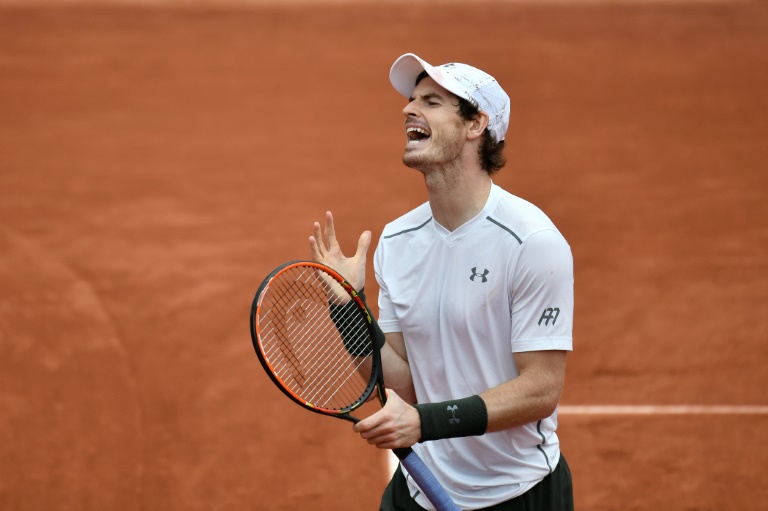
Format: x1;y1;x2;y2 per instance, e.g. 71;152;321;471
380;202;433;240
487;186;564;243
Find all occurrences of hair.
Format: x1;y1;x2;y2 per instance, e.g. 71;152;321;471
415;71;506;174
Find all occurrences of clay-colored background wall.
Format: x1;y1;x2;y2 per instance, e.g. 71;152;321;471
1;2;767;509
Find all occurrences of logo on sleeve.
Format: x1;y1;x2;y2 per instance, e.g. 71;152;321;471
538;307;560;326
469;267;489;283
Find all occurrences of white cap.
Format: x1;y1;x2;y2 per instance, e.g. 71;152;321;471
389;53;511;143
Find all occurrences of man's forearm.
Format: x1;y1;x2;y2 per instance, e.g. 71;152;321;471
481;351;567;432
380;340;416;404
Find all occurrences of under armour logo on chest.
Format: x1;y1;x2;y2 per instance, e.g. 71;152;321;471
470;267;489;283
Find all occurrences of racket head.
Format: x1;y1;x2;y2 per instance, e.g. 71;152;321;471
250;261;381;420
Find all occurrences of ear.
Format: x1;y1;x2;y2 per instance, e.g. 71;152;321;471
466;112;489;142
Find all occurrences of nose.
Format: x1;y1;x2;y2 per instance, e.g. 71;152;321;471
402;99;418;118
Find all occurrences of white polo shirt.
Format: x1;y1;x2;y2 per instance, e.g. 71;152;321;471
374;183;574;510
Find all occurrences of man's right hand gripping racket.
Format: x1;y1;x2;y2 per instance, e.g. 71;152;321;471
250;261;460;511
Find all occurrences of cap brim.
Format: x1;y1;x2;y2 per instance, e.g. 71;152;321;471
389;53;467;101
389;53;431;98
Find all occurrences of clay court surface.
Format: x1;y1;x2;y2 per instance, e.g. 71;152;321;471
1;1;767;509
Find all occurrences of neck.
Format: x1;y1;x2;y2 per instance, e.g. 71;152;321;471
424;162;492;232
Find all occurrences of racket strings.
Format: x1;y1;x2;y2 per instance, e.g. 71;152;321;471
268;282;370;408
264;272;363;389
257;266;374;411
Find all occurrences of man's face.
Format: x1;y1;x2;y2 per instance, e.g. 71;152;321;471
401;76;469;172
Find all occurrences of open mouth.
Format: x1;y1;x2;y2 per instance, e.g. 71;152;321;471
406;126;430;145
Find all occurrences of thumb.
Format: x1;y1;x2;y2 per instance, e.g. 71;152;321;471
383;388;400;407
355;230;372;259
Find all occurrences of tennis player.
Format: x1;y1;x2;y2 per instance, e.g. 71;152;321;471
309;53;574;511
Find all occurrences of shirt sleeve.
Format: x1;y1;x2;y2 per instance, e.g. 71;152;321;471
509;229;574;353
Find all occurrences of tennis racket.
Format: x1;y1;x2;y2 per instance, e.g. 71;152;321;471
250;260;459;511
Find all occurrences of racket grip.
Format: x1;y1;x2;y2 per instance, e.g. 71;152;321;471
393;447;460;511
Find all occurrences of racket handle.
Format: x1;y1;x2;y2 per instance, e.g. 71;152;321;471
393;447;460;511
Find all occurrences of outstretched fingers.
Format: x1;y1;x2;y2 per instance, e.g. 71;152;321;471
309;220;326;260
323;211;338;251
307;210;368;292
309;211;341;261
